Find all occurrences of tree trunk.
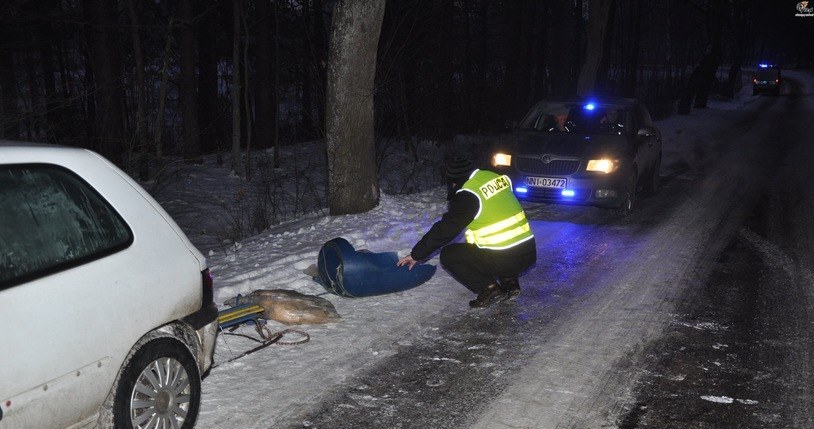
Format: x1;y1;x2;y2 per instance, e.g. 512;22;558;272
231;0;243;176
723;0;747;99
38;23;60;144
505;1;534;118
577;0;614;96
325;0;386;215
272;2;280;167
154;19;175;164
126;0;149;180
432;0;455;140
197;0;220;155
84;0;125;165
255;0;275;152
313;0;327;138
531;2;548;101
179;0;201;160
621;0;641;97
595;0;617;95
300;0;327;141
0;47;20;139
548;1;579;96
23;52;40;140
242;11;253;180
677;0;726;113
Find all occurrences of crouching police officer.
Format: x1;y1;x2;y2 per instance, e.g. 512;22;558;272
397;156;537;308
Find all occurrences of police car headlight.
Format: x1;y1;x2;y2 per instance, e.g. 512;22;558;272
492;153;512;167
586;159;620;174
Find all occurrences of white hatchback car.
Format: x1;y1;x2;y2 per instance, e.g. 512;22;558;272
0;142;218;429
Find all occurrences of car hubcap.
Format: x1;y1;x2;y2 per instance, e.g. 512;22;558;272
130;357;191;428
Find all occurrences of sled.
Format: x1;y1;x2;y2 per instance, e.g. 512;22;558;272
217;303;265;329
213;301;310;368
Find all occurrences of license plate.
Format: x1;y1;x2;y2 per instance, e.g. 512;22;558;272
525;176;567;188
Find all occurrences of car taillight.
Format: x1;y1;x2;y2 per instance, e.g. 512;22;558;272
201;268;214;307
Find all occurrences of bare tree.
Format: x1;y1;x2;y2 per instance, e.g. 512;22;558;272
577;0;614;96
548;0;581;96
0;39;20;139
84;0;125;164
677;0;726;113
231;0;243;176
301;0;328;140
722;0;750;98
197;0;220;156
325;0;386;215
153;19;174;166
179;0;201;160
255;0;279;163
126;0;148;180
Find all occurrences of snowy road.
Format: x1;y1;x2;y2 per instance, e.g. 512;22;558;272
170;72;814;428
281;93;806;428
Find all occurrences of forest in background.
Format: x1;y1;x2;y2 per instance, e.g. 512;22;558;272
0;0;809;183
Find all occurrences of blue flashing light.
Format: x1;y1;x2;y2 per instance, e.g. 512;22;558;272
759;63;769;68
583;103;596;111
561;189;575;197
515;186;529;194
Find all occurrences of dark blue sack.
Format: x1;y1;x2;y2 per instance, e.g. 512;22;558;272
316;237;436;297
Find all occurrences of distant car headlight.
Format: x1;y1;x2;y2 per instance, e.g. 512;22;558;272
586;159;620;174
492;153;512;167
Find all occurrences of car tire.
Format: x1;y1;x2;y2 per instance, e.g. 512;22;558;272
644;155;661;196
616;169;637;216
113;338;201;429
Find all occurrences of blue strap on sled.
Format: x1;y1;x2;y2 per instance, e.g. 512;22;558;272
316;237;436;298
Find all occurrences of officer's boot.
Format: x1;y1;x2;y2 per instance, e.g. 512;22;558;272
499;276;521;300
469;283;508;308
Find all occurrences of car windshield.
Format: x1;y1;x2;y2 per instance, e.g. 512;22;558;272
519;102;628;135
755;68;779;81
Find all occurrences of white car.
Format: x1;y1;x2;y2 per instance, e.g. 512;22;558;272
0;142;218;429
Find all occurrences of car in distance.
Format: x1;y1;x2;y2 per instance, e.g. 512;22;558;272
752;64;782;95
0;142;218;429
490;97;662;214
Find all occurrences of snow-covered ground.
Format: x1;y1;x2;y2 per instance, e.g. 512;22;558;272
148;70;813;428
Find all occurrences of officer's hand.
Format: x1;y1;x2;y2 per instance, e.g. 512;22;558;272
397;255;418;270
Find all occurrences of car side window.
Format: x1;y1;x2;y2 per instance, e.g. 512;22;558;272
0;164;133;289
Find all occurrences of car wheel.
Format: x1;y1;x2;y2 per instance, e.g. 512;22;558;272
644;155;661;196
616;169;637;216
113;338;201;429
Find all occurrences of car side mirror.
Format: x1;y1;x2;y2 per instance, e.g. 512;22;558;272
504;119;518;130
637;126;657;138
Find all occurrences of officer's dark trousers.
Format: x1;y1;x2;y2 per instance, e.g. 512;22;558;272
439;238;537;294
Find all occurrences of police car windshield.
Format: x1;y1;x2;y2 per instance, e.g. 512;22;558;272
756;68;779;81
519;103;627;135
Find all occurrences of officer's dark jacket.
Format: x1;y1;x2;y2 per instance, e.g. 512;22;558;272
410;186;478;261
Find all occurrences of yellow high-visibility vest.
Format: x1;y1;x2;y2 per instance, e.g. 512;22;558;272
458;169;533;249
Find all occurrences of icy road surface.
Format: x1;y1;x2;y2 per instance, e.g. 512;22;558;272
153;71;814;428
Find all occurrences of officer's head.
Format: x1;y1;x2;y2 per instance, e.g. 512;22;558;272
445;156;474;199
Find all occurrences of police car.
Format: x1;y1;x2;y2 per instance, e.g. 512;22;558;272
753;64;782;96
